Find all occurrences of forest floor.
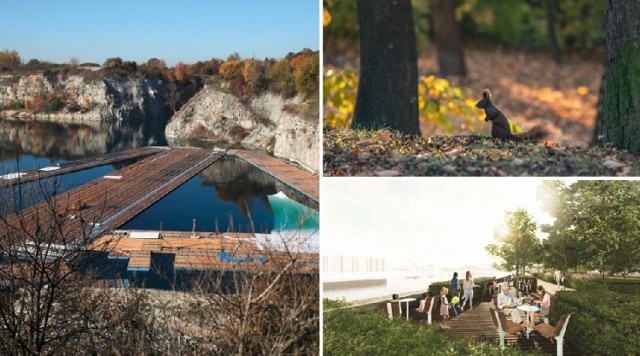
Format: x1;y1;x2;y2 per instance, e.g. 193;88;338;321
322;47;640;176
323;128;640;176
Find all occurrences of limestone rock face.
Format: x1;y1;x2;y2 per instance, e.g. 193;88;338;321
0;74;167;128
165;86;319;173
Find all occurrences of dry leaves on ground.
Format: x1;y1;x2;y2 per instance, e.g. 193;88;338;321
324;128;640;177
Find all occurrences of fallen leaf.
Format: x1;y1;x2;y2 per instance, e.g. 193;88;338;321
378;130;392;141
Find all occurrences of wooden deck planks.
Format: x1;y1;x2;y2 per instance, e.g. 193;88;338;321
228;149;319;203
0;146;164;187
1;148;224;244
410;301;578;355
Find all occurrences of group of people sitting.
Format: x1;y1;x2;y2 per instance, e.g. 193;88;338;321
497;284;551;330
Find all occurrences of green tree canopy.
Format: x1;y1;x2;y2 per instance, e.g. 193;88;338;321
538;180;640;278
486;208;541;287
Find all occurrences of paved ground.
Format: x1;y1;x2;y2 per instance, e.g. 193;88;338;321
535;278;574;295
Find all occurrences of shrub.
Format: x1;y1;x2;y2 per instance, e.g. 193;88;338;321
103;57;123;68
554;289;640;355
570;277;640;295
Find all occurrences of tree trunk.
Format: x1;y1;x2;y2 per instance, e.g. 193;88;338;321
353;0;420;135
544;0;562;63
429;0;467;76
597;0;640;153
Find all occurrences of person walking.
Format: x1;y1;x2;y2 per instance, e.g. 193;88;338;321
554;269;561;286
459;271;477;311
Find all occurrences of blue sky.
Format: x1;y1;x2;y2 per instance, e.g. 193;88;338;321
0;0;319;66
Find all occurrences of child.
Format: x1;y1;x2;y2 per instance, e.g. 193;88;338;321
415;292;429;313
440;287;450;329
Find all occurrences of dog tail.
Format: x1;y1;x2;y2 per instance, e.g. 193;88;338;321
511;124;550;143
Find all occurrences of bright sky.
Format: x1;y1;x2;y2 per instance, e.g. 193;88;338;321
0;0;319;66
321;179;573;270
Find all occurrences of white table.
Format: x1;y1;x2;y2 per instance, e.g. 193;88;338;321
517;304;540;338
398;298;416;321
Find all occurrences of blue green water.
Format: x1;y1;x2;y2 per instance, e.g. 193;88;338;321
121;157;319;234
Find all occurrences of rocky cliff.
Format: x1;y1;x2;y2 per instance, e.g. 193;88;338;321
0;73;167;128
0;73;319;173
165;86;319;173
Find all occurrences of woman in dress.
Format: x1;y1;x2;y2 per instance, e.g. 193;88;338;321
439;287;450;328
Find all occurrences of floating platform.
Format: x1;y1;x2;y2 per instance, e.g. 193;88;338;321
0;146;164;187
91;230;317;273
0;148;225;243
228;150;319;204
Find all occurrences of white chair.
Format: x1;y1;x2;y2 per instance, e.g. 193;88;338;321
426;297;435;325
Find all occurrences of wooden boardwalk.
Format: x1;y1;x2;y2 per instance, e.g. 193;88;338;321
0;146;164;187
0;148;223;244
228;150;319;203
410;301;578;355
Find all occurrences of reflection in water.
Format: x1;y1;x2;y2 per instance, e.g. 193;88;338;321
122;157;318;234
0;165;115;216
0;118;167;172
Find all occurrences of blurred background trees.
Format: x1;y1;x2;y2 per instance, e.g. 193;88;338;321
324;0;605;57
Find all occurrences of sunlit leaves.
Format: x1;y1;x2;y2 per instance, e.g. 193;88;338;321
323;68;484;134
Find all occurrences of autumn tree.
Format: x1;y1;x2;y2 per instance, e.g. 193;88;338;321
242;58;266;92
352;0;419;134
429;0;466;76
220;60;244;81
174;61;188;83
141;58;167;79
594;1;640;153
0;50;21;71
486;208;541;289
294;53;319;97
269;59;296;97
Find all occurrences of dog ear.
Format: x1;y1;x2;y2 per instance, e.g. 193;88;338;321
482;89;491;99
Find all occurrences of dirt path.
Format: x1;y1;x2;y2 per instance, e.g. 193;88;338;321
535;278;574;295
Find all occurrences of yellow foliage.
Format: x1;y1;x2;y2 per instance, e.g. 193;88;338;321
220;60;243;81
323;69;485;134
577;86;589;96
323;8;332;27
